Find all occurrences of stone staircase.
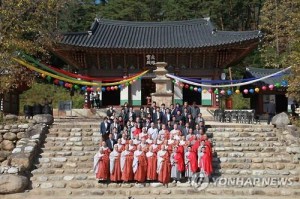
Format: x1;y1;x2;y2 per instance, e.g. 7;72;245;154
209;127;300;194
23;118;300;198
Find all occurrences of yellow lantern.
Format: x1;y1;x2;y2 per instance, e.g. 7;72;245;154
235;89;240;94
255;87;260;93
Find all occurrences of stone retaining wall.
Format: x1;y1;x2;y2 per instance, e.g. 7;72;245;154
0;114;53;194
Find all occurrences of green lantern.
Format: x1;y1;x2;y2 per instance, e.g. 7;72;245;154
189;86;194;90
275;82;281;88
74;85;79;90
46;76;52;82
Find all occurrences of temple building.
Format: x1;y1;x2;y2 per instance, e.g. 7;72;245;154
53;18;262;107
242;67;291;115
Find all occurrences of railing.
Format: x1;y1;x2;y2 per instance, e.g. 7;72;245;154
213;109;259;124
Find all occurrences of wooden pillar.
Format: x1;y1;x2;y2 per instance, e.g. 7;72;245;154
137;54;139;69
189;53;192;69
176;51;179;69
203;52;206;69
97;52;100;69
110;53;113;69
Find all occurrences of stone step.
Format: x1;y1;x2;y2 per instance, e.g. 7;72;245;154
207;127;274;132
24;185;300;197
51;124;100;129
3;187;300;199
214;151;294;159
214;141;282;147
31;168;93;175
212;137;278;142
36;161;93;169
30;176;300;190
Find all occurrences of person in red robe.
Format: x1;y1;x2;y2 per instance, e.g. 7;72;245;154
109;145;122;182
94;147;110;181
133;145;147;183
146;146;157;181
170;146;185;183
127;139;137;152
120;144;134;182
198;146;213;177
100;141;111;155
184;146;198;183
157;145;171;186
116;138;125;153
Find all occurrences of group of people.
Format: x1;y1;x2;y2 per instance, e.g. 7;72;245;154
93;101;213;185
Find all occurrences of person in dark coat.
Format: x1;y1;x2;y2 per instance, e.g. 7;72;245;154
100;117;110;140
106;133;117;151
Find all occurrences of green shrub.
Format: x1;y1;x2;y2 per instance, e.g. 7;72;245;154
232;94;250;109
20;82;84;114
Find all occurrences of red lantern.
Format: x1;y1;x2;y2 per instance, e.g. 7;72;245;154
54;79;59;85
262;86;267;91
90;87;94;92
106;87;110;91
185;84;189;89
64;83;69;88
69;84;73;88
208;88;212;93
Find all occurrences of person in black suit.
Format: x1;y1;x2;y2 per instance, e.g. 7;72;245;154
152;107;162;124
106;106;115;118
162;108;172;125
128;107;136;121
100;117;110;140
106;133;117;151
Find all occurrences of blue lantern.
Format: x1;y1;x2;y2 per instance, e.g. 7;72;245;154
249;88;254;94
227;90;232;96
102;87;106;92
281;80;288;87
198;88;202;92
59;80;64;86
81;86;86;91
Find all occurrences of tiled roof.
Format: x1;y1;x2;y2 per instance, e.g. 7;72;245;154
60;18;262;49
245;67;291;85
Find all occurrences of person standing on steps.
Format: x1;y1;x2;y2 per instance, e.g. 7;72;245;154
266;99;276;125
132;145;147;184
100;116;110;140
110;144;122;182
94;147;109;182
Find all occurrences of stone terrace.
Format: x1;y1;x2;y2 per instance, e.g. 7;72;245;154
11;118;300;198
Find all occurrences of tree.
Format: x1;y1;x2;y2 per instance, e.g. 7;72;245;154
0;0;74;94
100;0;264;31
259;0;299;68
259;0;300;100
